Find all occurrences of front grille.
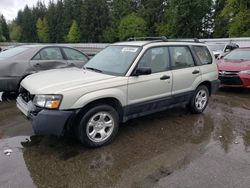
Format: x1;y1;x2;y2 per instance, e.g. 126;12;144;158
219;76;243;85
218;71;239;77
19;87;34;103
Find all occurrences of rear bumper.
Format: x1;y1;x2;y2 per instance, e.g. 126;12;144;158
0;77;19;92
211;79;220;94
16;96;76;136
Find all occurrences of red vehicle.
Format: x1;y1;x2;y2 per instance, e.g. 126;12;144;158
217;48;250;88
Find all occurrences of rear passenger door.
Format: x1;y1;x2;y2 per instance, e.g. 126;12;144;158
30;47;68;71
169;46;201;95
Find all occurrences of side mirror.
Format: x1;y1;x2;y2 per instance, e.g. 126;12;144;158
134;67;152;76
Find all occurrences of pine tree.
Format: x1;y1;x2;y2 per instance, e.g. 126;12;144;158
66;20;80;42
81;0;110;42
0;24;4;42
0;15;10;41
221;0;250;37
213;0;228;38
36;18;49;43
156;0;213;38
9;22;22;42
103;0;137;42
137;0;168;36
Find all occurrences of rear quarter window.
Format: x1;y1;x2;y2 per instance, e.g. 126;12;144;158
193;46;212;65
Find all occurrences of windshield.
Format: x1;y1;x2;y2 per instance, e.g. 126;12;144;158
207;44;225;52
84;45;141;76
224;49;250;61
0;46;29;60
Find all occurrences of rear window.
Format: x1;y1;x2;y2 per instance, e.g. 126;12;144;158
193;46;212;65
0;46;28;60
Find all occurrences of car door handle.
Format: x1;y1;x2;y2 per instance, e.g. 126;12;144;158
34;63;41;67
160;75;170;80
192;70;200;74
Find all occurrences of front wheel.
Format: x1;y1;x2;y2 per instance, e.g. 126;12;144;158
189;85;209;114
76;105;119;148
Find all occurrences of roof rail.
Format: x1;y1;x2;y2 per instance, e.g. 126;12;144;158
166;38;201;43
127;37;201;43
127;36;168;42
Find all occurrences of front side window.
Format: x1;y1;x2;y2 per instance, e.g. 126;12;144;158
33;47;63;60
63;48;88;61
169;46;195;69
193;46;212;65
138;47;170;73
84;45;141;76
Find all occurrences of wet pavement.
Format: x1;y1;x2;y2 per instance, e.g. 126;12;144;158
0;88;250;188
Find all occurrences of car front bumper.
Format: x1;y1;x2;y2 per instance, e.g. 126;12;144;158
219;74;250;88
240;74;250;88
16;96;76;136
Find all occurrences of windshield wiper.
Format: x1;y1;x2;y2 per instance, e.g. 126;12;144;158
84;67;103;73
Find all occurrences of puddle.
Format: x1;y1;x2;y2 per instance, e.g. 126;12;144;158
0;90;250;187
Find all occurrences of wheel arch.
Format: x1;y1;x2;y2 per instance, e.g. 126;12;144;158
76;97;124;123
197;81;211;95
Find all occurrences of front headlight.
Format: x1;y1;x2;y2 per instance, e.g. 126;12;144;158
33;94;62;109
240;70;250;75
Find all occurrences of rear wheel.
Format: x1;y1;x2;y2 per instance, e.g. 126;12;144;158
189;85;209;114
76;105;119;148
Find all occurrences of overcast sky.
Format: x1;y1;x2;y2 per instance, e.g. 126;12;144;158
0;0;52;21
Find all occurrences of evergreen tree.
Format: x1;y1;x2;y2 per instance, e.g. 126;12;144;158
0;15;10;41
66;20;80;42
213;0;228;38
118;13;147;40
46;0;65;42
104;0;137;42
221;0;250;37
16;6;37;42
81;0;110;42
0;24;4;42
9;22;22;42
137;0;168;36
156;0;213;38
36;18;49;43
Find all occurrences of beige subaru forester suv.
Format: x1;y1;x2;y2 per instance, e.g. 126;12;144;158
17;38;219;147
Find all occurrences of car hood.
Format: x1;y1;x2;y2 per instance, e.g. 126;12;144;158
21;68;116;94
217;59;250;72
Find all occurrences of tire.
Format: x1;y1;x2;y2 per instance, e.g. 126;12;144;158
189;85;209;114
76;105;119;148
1;91;18;102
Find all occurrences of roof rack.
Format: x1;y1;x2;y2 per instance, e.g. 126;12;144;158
127;36;201;43
165;38;201;43
127;36;168;42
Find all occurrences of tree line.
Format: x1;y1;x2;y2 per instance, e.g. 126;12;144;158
1;0;250;43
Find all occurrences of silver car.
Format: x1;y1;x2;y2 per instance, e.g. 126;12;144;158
0;45;89;94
